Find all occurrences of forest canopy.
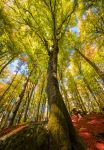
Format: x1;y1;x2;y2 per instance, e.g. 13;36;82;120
0;0;104;150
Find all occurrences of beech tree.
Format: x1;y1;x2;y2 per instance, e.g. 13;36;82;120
0;0;104;149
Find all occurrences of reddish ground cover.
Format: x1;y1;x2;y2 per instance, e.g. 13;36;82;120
0;124;26;138
0;114;104;150
72;114;104;150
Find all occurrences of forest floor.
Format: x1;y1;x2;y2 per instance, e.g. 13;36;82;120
73;114;104;150
0;114;104;150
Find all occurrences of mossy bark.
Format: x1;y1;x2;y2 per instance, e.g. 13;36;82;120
46;43;86;150
0;125;49;150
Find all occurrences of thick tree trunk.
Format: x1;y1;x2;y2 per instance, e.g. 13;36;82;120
46;44;86;150
77;50;104;83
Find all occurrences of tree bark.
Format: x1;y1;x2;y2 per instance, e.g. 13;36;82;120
16;99;27;124
24;83;36;122
59;71;71;112
5;69;33;127
46;43;86;150
0;57;14;75
83;76;102;111
0;63;22;102
84;87;95;112
43;97;48;121
73;80;87;113
77;49;104;83
2;100;14;128
36;78;45;121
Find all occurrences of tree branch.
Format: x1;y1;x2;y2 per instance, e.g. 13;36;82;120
57;0;78;37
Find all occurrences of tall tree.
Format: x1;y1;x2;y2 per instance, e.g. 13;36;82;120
76;49;104;83
1;0;104;149
5;68;34;127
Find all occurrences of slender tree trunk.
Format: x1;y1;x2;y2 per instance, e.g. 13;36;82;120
23;90;30;122
84;87;95;112
69;73;86;112
77;49;104;83
36;78;45;121
0;57;14;74
0;112;7;128
24;84;36;122
0;52;8;60
43;97;48;121
95;77;104;90
2;101;14;128
46;43;85;150
5;69;33;127
78;92;87;112
94;77;104;106
16;99;27;124
59;71;71;112
60;83;71;112
74;83;87;112
71;96;79;109
6;75;23;100
83;76;102;111
0;60;7;67
0;63;22;102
